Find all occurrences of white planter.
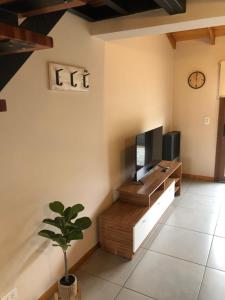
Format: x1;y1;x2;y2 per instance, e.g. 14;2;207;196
58;274;77;300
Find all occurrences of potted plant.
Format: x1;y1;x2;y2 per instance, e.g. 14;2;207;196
38;201;91;299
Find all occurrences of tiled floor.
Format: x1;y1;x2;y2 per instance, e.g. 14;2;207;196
77;179;225;300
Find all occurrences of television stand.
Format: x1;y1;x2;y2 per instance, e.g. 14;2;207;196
132;179;145;185
158;164;170;172
99;160;182;259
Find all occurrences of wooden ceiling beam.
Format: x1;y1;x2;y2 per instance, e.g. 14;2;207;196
0;21;53;55
153;0;186;15
172;28;209;42
166;24;225;48
208;27;215;45
88;0;128;15
167;33;176;49
18;0;87;18
214;25;225;37
0;0;15;4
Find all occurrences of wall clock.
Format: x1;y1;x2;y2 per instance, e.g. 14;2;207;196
188;71;206;89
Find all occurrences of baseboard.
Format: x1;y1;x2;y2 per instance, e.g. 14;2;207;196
38;243;99;300
182;173;214;182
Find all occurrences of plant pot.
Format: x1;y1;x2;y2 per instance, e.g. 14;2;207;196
58;274;77;300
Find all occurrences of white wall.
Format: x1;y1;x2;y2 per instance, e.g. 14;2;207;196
173;37;225;176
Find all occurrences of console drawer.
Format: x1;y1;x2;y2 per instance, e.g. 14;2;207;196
133;181;175;252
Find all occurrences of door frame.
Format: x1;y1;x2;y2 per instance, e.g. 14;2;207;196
215;97;225;182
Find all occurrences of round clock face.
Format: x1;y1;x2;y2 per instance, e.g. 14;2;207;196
188;71;206;89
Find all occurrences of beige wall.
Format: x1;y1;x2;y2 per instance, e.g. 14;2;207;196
104;36;174;189
0;14;175;300
0;13;108;299
173;38;225;177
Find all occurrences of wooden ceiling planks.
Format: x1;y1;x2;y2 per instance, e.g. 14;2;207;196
167;25;225;49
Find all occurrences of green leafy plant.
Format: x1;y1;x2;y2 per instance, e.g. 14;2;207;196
38;201;91;282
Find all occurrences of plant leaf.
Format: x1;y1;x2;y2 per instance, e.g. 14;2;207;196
68;230;83;241
54;217;65;229
63;207;77;222
49;201;64;215
71;204;84;214
53;235;67;245
74;217;92;230
65;223;81;231
63;204;84;221
38;230;56;240
43;218;61;229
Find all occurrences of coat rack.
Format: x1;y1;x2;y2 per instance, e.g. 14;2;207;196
0;99;7;112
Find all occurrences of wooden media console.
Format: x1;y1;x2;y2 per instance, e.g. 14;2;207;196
99;160;182;259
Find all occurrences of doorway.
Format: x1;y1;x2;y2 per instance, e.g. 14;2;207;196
215;98;225;182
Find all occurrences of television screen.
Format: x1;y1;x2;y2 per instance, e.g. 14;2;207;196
135;126;163;181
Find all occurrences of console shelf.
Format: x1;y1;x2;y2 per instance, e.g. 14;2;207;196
99;161;182;259
118;160;182;206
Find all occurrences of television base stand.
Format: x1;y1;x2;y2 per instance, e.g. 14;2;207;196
99;160;182;259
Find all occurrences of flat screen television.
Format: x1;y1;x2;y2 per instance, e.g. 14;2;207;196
135;126;163;181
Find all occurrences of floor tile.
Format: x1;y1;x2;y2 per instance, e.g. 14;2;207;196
198;268;225;300
207;236;225;271
160;205;218;234
187;181;225;197
116;288;154;300
77;270;121;300
173;192;222;214
80;247;146;285
215;216;225;237
125;251;204;300
181;179;191;193
141;223;162;249
148;225;212;265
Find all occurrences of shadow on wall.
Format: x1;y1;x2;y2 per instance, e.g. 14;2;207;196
0;219;49;294
122;139;136;182
105;118;144;201
0;192;112;298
